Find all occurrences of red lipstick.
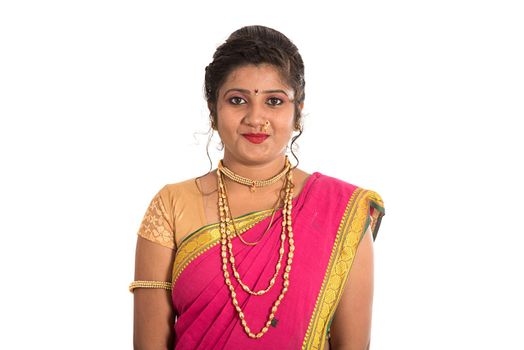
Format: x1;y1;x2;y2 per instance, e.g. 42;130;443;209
242;133;269;144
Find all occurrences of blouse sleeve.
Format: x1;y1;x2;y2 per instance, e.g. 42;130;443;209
365;190;385;241
136;185;176;250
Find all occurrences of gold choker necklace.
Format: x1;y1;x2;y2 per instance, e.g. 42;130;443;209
218;157;291;192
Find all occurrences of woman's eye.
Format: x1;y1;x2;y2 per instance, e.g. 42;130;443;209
267;97;283;106
229;97;246;105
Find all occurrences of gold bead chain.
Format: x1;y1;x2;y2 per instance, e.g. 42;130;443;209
219;169;285;246
218;173;288;295
217;166;295;339
218;156;291;247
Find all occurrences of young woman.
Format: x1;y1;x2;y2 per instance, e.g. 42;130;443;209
131;25;385;350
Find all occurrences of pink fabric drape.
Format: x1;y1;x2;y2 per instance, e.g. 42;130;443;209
171;172;371;349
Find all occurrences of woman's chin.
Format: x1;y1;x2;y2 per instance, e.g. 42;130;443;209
227;150;281;165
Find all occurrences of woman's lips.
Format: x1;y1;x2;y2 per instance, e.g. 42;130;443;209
242;133;269;144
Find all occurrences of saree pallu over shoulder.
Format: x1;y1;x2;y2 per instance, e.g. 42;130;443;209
170;173;385;350
301;186;384;350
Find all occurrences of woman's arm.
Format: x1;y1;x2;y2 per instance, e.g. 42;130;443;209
133;236;177;350
329;225;374;350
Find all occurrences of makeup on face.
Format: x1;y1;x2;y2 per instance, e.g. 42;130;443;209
242;133;270;144
222;88;293;101
216;64;297;158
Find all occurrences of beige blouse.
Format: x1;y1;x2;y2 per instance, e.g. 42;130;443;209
137;178;207;250
137;176;377;251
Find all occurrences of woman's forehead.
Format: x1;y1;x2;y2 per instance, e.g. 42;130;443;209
221;64;293;93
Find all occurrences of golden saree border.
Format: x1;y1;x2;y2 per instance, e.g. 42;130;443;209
171;210;273;285
301;188;385;350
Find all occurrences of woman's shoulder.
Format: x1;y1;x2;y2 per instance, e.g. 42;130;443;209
313;172;384;206
158;177;199;201
153;175;211;242
163;177;199;194
310;172;360;194
313;172;386;239
137;178;200;251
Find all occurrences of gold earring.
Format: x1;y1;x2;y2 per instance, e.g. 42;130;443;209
263;120;270;132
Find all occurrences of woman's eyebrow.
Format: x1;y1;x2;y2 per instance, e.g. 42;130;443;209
223;88;250;96
261;89;289;96
223;88;290;97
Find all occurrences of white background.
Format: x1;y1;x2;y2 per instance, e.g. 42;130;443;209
1;1;523;349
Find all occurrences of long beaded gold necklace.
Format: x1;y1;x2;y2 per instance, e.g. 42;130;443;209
217;159;295;339
218;174;288;296
220;175;284;246
218;158;289;246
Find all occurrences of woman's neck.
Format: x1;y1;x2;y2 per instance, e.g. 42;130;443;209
221;155;288;181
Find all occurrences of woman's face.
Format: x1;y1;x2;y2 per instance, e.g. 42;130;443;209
215;63;302;165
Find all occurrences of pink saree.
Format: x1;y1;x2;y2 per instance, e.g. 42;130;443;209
170;172;385;349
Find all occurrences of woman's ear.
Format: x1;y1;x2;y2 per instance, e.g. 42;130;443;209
294;102;304;131
208;101;217;130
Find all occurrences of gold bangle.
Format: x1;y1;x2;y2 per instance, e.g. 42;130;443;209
129;280;172;293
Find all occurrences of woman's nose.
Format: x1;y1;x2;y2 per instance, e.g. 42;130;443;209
243;99;266;127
